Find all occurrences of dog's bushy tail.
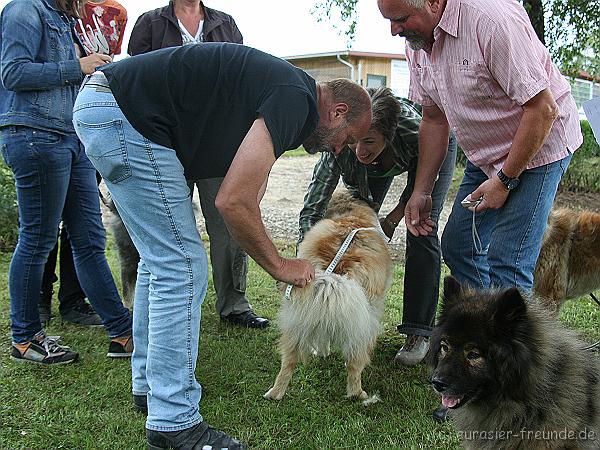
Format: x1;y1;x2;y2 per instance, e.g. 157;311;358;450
278;272;381;360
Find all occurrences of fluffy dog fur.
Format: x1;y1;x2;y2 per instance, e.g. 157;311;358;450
264;191;393;400
534;208;600;316
429;276;600;450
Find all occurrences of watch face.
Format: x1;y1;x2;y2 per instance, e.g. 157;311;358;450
507;178;520;190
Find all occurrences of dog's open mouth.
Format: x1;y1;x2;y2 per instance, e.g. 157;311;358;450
441;394;465;409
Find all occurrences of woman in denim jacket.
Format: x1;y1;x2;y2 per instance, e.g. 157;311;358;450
0;0;132;364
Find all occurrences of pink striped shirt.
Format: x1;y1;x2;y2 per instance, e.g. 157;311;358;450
406;0;582;177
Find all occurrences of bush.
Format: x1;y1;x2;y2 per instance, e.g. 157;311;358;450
0;157;18;251
454;120;600;192
560;120;600;192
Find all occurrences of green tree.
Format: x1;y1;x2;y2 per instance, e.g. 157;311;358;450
313;0;599;76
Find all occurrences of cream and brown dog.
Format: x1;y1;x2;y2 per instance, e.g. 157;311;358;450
534;208;600;316
264;191;393;400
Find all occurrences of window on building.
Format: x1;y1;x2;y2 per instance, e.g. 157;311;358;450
569;77;599;118
571;78;593;109
366;74;387;88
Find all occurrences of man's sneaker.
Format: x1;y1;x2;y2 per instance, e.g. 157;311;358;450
60;300;103;326
11;335;79;365
38;302;52;326
394;335;429;366
147;421;246;450
107;334;133;358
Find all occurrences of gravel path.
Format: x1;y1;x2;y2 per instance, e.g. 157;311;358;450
192;154;454;261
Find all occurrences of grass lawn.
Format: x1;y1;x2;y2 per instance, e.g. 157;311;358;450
0;234;598;449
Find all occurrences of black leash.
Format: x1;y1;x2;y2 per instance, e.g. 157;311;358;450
582;292;600;351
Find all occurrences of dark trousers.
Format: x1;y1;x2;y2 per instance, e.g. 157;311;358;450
40;171;103;312
187;178;251;317
40;226;85;312
369;138;457;336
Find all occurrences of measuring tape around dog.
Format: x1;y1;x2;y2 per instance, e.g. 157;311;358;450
284;226;384;301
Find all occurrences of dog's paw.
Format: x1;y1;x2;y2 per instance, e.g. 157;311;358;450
264;387;285;400
347;390;368;400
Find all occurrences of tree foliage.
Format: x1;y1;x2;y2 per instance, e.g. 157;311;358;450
311;0;359;49
313;0;599;76
544;0;599;77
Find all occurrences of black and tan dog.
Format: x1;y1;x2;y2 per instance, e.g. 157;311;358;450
428;276;600;449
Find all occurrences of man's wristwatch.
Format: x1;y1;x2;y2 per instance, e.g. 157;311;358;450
497;169;520;190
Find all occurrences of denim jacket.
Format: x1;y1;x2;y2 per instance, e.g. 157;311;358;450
0;0;83;134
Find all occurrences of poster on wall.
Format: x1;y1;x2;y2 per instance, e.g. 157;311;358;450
390;59;410;98
583;98;600;144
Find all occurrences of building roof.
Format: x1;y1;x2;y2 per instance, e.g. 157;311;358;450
284;50;406;60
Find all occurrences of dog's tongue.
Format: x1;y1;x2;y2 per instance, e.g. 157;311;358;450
441;395;461;408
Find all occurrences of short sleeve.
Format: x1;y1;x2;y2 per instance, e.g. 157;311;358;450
479;14;548;106
406;48;435;107
258;86;314;158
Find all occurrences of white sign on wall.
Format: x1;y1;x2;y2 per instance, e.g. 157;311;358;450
390;59;410;98
583;98;600;144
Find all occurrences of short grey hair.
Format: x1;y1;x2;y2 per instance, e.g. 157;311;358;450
367;87;401;146
403;0;427;8
320;79;371;124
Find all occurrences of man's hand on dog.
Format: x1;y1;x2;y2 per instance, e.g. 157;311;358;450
275;257;315;287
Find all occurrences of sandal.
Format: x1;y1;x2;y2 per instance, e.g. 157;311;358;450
221;310;269;329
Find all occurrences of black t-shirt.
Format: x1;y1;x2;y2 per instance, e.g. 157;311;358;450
102;43;319;179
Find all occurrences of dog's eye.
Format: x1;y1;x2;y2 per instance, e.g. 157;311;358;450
440;343;449;354
466;350;481;360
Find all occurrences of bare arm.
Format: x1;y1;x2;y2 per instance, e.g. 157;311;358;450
469;88;558;211
404;103;450;236
380;199;406;240
216;117;315;286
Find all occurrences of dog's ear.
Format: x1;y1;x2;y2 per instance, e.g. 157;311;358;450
493;287;527;326
442;276;463;311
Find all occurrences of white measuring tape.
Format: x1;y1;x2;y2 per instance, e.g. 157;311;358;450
284;226;385;301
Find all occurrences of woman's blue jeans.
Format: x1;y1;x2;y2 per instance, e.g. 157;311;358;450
73;84;208;432
442;156;572;292
0;126;131;343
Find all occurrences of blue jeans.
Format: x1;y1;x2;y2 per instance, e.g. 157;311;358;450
0;126;131;343
369;135;457;336
442;156;572;292
73;84;208;432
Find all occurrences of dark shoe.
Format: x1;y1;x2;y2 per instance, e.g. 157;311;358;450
147;421;246;450
107;334;133;358
432;404;450;423
133;393;148;415
221;310;269;329
11;334;79;365
60;300;103;326
38;302;52;326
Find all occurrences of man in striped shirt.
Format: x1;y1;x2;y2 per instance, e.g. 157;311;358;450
378;0;582;421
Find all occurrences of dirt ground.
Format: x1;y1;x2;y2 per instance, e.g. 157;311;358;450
192;154;447;260
190;153;600;261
